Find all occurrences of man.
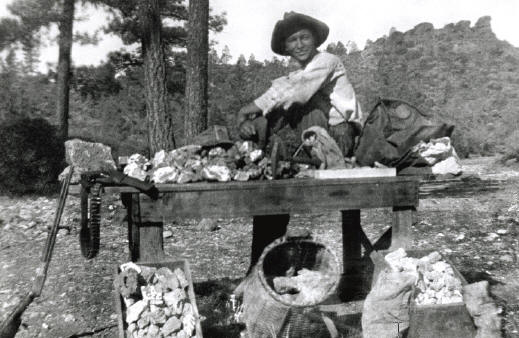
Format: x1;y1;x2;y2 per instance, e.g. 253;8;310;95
239;11;363;273
238;11;362;158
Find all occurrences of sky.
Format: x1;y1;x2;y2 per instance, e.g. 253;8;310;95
1;0;518;72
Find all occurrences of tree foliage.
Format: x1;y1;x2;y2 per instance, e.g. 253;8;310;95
97;0;225;50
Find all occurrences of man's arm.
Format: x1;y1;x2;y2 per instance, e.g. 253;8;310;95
254;53;339;115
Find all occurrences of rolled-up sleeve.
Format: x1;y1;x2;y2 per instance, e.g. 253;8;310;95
254;54;339;116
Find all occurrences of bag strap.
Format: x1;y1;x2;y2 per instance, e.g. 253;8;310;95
321;313;339;338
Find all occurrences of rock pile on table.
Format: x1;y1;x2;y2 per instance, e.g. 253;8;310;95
114;263;197;338
123;141;295;183
384;249;463;305
272;268;336;305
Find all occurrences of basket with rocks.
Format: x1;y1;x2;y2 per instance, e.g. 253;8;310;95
113;260;202;338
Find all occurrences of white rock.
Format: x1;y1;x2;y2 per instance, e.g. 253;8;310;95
162;316;182;336
127;323;137;334
174;268;189;289
152;166;178;184
152;150;168;167
141;285;164;305
238;141;254;154
124;162;148;181
201;165;231;182
63;314;75;322
208;147;226;157
233;171;251;182
147;324;160;337
128;154;149;166
454;233;465;241
500;255;514;262
164;291;180;309
249;149;263;163
126;300;148;324
485;233;499;241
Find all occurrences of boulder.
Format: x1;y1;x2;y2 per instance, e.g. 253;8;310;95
59;139;116;183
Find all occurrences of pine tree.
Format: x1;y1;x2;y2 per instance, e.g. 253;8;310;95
184;0;209;143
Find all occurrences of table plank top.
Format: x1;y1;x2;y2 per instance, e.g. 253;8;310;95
69;176;419;194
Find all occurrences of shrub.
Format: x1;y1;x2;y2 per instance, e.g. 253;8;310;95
501;130;519;162
0;118;65;195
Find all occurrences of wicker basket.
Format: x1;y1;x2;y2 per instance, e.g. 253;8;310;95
242;237;340;338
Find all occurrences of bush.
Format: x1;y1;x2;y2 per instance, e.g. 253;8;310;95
501;130;519;162
0;118;65;195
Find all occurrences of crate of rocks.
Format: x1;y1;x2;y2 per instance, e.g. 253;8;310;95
382;249;476;338
113;260;202;338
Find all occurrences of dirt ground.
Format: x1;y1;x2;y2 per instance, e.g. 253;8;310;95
0;156;518;337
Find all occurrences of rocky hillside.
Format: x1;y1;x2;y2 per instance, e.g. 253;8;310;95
342;16;519;156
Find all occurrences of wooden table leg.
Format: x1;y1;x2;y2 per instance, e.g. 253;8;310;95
390;206;414;250
341;210;361;273
122;193;166;262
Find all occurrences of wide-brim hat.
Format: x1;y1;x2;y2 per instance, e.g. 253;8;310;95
271;11;329;56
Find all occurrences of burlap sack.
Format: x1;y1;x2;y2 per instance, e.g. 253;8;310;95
361;269;416;338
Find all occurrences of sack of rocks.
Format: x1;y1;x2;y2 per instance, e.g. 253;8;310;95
114;261;201;338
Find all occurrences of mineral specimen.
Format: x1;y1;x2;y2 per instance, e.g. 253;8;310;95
118;264;197;337
161;316;182;336
124;162;148;181
201;165;231;182
152;166;178;184
126;300;148;324
383;250;464;305
272;268;336;305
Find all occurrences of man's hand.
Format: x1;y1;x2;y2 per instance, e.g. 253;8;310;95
239;120;256;139
237;106;258;123
237;102;262;139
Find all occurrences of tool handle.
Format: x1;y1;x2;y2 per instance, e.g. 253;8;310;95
107;170;159;199
289;157;322;167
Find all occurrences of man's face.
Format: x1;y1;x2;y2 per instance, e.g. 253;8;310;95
284;28;316;64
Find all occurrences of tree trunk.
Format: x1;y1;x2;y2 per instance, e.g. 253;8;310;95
184;0;209;143
141;0;175;155
56;0;75;141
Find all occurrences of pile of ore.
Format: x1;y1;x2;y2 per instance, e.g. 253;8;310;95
114;262;197;338
123;141;295;184
272;268;336;305
385;249;463;305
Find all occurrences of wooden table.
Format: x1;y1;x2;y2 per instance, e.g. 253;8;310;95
72;176;419;272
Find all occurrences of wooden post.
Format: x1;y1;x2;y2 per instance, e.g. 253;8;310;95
123;193;166;262
341;209;361;273
391;206;414;250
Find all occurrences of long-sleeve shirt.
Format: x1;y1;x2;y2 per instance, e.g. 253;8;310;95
254;51;362;127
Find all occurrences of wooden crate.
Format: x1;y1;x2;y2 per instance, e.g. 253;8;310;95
114;260;203;338
372;249;476;338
